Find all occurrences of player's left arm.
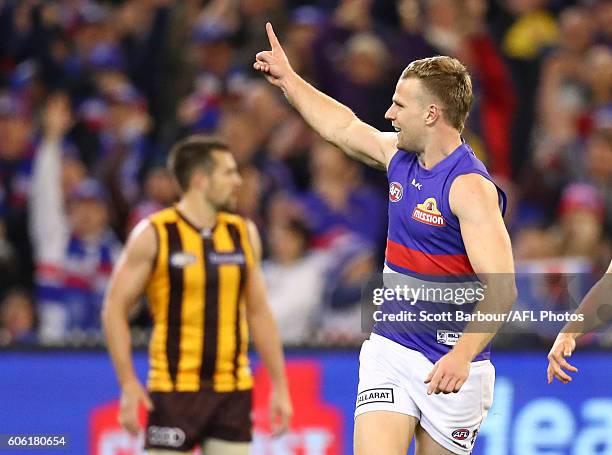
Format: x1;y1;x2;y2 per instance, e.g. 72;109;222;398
425;174;517;395
244;220;293;434
547;259;612;384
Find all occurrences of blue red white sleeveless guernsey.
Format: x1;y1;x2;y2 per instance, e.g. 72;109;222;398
374;142;507;364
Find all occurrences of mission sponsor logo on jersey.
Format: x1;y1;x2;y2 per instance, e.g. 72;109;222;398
412;197;446;227
389;182;403;202
356;388;394;407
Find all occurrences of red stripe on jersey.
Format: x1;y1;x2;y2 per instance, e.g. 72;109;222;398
385;239;474;275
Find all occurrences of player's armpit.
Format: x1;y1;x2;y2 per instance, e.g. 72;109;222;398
337;119;397;170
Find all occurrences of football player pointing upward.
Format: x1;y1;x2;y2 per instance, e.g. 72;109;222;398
255;23;516;455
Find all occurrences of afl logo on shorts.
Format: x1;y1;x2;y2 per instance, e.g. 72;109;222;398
389;182;403;202
452;429;470;440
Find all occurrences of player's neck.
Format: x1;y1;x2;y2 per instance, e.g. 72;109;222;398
420;130;462;170
176;193;218;229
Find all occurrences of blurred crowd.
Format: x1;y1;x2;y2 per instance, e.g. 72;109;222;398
0;0;610;347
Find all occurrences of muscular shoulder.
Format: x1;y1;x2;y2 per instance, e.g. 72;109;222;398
449;174;500;220
244;219;262;263
126;218;157;263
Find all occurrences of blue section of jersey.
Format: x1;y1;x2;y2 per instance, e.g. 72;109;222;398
374;142;506;363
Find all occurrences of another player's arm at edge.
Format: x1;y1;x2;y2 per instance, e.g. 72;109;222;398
547;259;612;384
101;220;156;435
244;220;293;435
425;174;517;395
255;22;396;171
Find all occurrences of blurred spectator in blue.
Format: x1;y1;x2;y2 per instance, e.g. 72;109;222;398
0;288;37;345
515;183;611;268
581;128;612;227
527;45;610;221
549;183;610;265
537;7;595;161
592;0;612;46
0;92;36;289
239;83;303;195
219;102;298;208
0;219;19;292
30;94;121;343
264;216;329;344
381;0;437;80
339;32;394;131
127;165;178;234
235;166;265;230
234;0;288;69
112;0;172;125
96;83;156;234
312;5;394;132
177;21;250;134
317;233;375;344
298;140;386;250
277;6;324;83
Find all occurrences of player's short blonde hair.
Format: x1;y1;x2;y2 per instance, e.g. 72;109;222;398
401;56;473;133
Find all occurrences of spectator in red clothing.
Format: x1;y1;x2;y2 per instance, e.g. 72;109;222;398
423;0;515;177
459;0;516;178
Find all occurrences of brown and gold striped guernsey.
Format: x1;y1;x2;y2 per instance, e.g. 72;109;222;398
145;207;254;392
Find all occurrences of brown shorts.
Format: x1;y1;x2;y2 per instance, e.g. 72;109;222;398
144;389;252;451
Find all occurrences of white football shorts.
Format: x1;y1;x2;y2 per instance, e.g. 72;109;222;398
355;333;495;454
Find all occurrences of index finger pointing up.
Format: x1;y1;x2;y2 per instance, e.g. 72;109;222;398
266;22;281;51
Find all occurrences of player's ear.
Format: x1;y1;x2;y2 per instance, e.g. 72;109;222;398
424;104;440;125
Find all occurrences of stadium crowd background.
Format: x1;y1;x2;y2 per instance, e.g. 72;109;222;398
0;0;610;348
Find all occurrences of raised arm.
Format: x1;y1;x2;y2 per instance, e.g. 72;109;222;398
547;259;612;384
425;174;517;394
101;220;156;435
254;22;396;170
29;94;72;265
245;219;292;435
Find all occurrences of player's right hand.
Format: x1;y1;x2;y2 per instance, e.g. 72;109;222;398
118;380;153;435
547;333;578;384
253;22;294;88
269;385;293;437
